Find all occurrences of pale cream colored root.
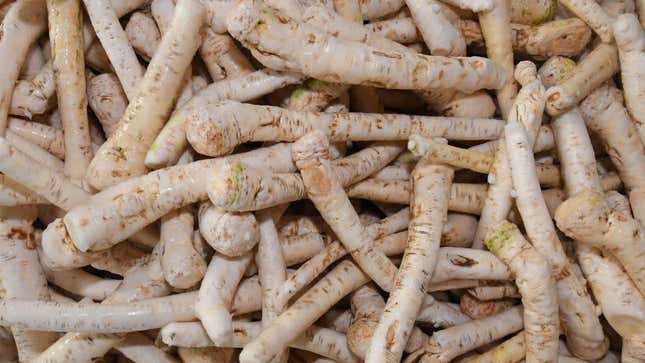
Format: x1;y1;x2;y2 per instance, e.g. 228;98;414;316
485;222;559;363
558;0;614;42
413;306;524;363
0;174;48;206
405;0;466;56
185;100;505;157
125;11;161;61
86;0;206;190
0;0;47;133
83;0;144;100
200;30;255;79
292;131;398;291
208;142;403;212
198;201;260;257
467;282;519;301
478;0;517;118
161;207;206;289
347;178;487;214
145;69;304;169
366;159;453;363
545;43;619;116
467;331;526;363
177;347;234;363
7;117;64;159
228;0;506;93
87;73;128;138
47;0;93;185
459;293;515;320
613;13;645;146
239;260;369;363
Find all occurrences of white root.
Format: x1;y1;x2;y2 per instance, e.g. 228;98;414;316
161;321;359;363
581;83;645;225
196;251;253;345
558;0;614;42
86;0;206;190
613;13;645;146
198;201;260;257
60;143;294;252
145;69;304;169
467;331;526;363
125;11;161;61
186;100;505;157
208;142;403;211
160;207;206;289
485;222;559;363
200;30;255;79
348;285;429;359
459;293;514;320
0;207;58;361
0;0;47;133
471;62;546;249
46;0;93;186
7;117;64;159
0;292;196;332
87;73;128;138
545;43;619;116
116;333;180;363
42;266;120;301
505;114;607;357
366;159;453;363
239;260;369;363
413;306;524;363
0;174;48;206
292;131;397;291
478;0;517;118
405;0;465;56
227;0;506;92
83;0;144;100
255;207;288;358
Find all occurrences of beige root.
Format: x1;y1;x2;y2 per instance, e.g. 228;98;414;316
200;30;255;79
467;331;526;363
160;207;206;289
552;98;642;356
485;222;559;363
347;178;488;214
555;190;645;296
459;293;515;320
86;0;205;190
227;0;506;92
198;201;260;256
208;142;403;211
478;0;517;118
505;114;606;356
7;117;64;159
405;0;465;56
0;207;58;361
613;13;645;146
0;0;47;133
83;0;144;100
558;0;614;42
292;131;397;291
409;135;561;187
412;306;524;363
581;83;645;225
368;17;591;60
162;321;359;363
545;43;619;116
46;0;93;185
196;251;253;346
366;159;453;363
20;44;45;80
0;174;48;206
348;284;429;360
509;0;556;24
186;100;505;157
146;69;304;169
537;56;576;88
87;73;128;138
125;11;161;61
239;260;368;363
471;62;546;249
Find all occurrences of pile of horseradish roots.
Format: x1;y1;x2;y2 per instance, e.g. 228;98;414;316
0;0;643;361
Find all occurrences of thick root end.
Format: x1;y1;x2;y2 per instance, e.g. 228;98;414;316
554;190;608;244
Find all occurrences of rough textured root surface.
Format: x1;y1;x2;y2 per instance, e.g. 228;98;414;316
485;222;559;363
227;0;506;93
86;0;206;190
365;160;453;363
